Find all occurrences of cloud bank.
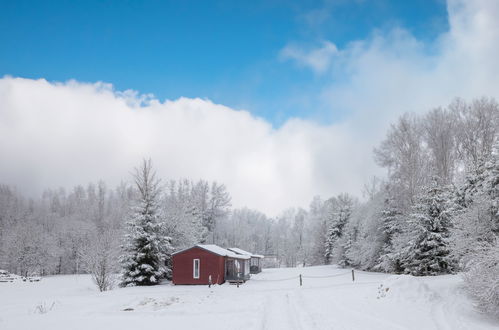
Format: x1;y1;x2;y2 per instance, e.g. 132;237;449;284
1;0;499;216
0;77;359;215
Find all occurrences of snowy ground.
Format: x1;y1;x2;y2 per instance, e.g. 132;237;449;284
0;266;497;330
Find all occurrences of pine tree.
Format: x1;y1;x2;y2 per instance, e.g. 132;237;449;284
373;195;403;272
402;182;454;276
120;159;172;287
324;194;353;264
338;225;357;267
324;226;335;265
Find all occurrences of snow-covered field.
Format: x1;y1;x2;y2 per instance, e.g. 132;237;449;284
0;266;497;330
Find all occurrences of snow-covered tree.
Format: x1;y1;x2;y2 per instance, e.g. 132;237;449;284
423;107;457;185
338;224;357;268
4;222;58;276
374;113;428;208
162;179;231;249
204;182;231;243
163;180;206;249
120;159;172;287
452;97;499;169
402;182;455;276
484;142;499;233
81;229;119;291
324;202;336;265
307;196;329;265
454;156;489;210
452;142;499;266
324;194;353;265
463;239;499;317
373;193;404;272
342;190;386;271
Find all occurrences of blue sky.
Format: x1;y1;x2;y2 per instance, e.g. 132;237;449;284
0;0;448;125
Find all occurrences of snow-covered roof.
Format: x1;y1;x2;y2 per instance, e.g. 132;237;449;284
228;247;264;259
198;245;250;259
173;244;250;259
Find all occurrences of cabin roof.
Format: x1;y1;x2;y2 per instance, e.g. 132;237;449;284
228;247;264;258
172;244;250;259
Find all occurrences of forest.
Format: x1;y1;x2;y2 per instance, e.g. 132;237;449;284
0;97;498;316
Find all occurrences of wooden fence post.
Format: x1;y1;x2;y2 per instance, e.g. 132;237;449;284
208;275;212;288
299;274;302;286
351;269;355;282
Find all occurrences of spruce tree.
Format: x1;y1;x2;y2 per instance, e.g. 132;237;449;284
338;225;357;267
120;159;172;287
374;195;403;272
324;194;352;264
403;182;454;275
324;226;335;265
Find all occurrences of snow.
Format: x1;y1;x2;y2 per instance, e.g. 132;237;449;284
193;244;250;259
228;247;264;258
0;266;497;330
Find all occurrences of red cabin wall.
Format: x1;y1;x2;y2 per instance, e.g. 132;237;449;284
172;247;226;285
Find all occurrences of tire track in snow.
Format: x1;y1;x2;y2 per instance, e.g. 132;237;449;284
297;290;321;329
260;291;303;330
260;294;270;330
292;290;320;329
285;292;304;330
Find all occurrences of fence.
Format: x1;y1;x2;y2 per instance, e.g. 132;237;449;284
234;269;355;287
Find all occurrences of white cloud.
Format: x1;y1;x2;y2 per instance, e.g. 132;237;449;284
286;0;499;120
280;41;339;74
281;0;499;167
1;0;499;216
0;77;360;216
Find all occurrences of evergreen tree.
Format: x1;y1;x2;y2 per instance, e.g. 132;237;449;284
373;194;403;272
338;225;357;267
324;225;335;265
120;159;172;287
324;194;353;264
403;182;454;275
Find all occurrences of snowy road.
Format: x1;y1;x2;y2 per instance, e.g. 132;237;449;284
0;266;497;330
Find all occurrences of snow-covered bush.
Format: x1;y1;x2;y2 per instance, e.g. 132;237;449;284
463;241;499;317
81;229;119;292
451;195;496;269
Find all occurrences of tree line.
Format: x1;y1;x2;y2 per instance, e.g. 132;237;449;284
312;97;498;315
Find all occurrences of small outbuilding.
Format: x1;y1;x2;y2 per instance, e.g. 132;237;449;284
172;244;251;285
227;248;264;274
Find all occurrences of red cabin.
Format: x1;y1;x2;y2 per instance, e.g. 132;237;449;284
172;244;250;285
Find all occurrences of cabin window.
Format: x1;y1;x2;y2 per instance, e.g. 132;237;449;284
193;259;200;279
